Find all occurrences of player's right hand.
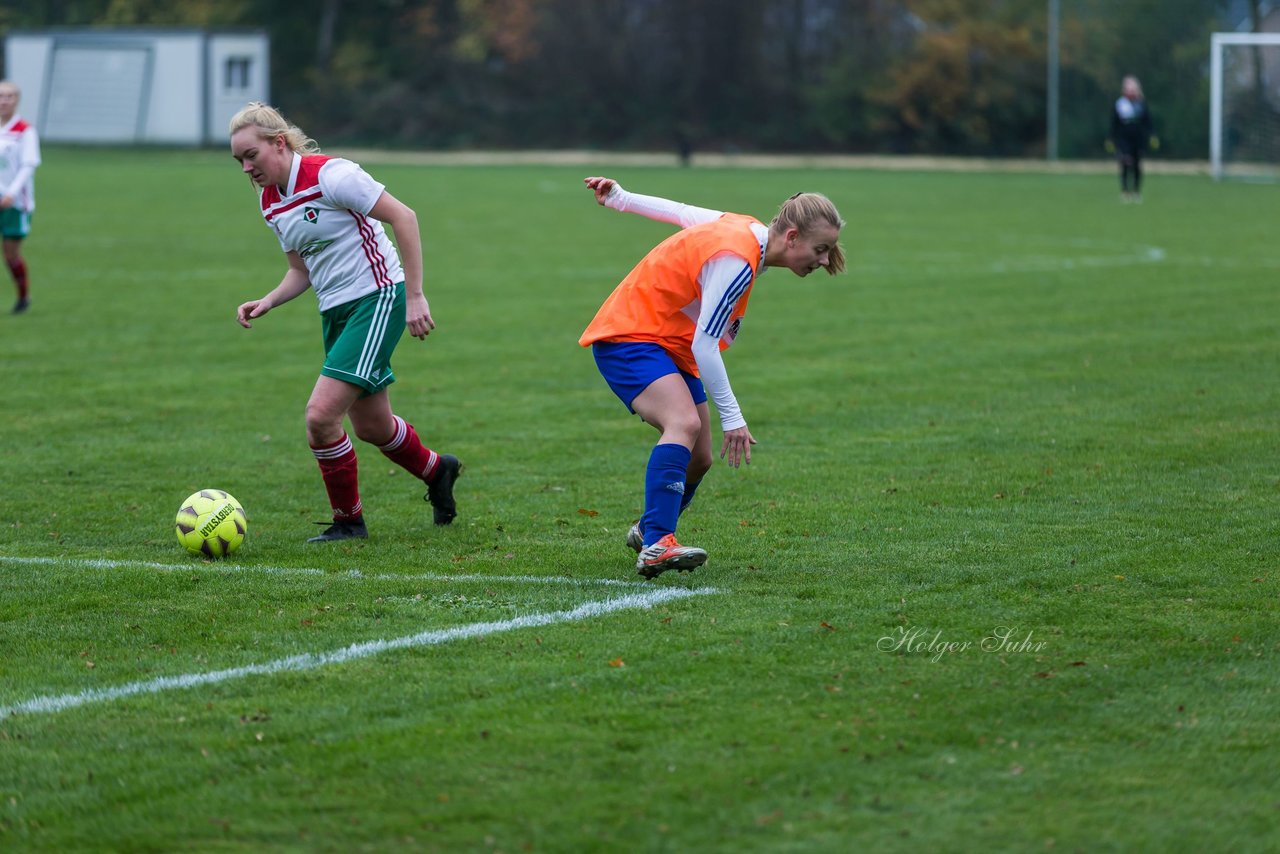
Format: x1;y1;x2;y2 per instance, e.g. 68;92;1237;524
584;176;618;205
236;299;269;328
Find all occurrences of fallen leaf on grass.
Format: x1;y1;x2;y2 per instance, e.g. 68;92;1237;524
608;658;625;668
577;508;599;517
820;621;836;631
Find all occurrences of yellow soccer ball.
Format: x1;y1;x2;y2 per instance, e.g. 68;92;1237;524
175;489;247;557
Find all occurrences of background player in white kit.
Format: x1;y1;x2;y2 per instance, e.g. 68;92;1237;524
0;80;40;314
230;102;461;542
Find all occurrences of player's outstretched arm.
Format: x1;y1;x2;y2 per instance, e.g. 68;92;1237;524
582;176;722;229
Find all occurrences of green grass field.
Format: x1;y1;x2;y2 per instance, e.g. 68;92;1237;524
1;148;1277;852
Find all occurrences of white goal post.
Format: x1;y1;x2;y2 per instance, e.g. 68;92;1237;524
1210;32;1280;181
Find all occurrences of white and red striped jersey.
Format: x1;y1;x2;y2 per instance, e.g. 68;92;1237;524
259;153;403;312
0;115;41;213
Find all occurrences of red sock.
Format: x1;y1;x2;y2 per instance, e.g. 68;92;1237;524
378;415;441;480
7;260;28;300
312;433;362;520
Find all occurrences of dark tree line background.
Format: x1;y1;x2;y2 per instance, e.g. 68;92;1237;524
0;0;1263;158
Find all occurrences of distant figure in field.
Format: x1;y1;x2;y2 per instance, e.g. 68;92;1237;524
1109;75;1156;203
0;80;41;314
579;177;844;579
675;122;694;168
229;102;461;543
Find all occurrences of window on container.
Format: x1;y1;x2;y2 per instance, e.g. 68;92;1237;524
224;57;252;90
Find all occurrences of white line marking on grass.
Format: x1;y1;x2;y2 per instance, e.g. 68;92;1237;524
854;243;1171;278
1;586;717;718
0;555;650;588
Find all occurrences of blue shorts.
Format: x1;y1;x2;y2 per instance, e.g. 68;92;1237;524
592;341;706;413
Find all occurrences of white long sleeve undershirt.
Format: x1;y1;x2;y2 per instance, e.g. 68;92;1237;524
0;116;40;209
604;184;767;432
3;164;35;202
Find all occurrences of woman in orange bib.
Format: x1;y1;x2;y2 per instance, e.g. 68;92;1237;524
580;177;844;578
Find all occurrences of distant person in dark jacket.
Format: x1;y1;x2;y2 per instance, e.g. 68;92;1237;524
1109;75;1157;203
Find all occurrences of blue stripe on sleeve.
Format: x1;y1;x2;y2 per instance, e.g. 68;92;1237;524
703;263;754;337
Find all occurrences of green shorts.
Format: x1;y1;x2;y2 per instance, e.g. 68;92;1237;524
0;209;31;240
320;283;405;395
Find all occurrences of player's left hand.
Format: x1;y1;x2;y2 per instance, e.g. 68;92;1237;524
406;294;435;340
0;195;12;209
720;426;757;469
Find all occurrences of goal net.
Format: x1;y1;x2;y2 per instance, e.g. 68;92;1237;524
1211;32;1280;181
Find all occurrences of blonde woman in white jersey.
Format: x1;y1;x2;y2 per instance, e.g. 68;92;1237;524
0;80;40;314
230;102;461;542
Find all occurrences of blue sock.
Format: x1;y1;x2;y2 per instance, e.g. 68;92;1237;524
680;478;702;515
641;443;692;547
